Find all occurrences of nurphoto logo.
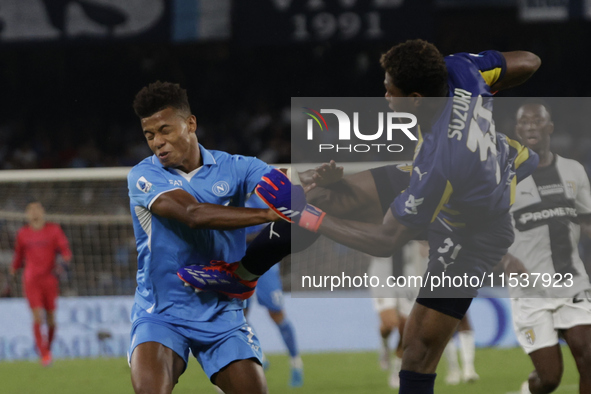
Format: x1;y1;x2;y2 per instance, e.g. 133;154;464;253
303;107;417;153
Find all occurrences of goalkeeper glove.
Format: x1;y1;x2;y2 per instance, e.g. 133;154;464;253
255;169;326;232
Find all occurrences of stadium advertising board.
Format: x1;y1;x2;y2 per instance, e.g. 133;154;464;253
0;294;516;361
519;0;569;21
0;0;229;44
0;297;133;361
233;0;433;45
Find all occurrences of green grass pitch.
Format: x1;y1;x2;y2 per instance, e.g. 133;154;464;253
0;347;581;393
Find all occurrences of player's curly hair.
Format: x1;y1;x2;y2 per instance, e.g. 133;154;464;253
133;81;191;118
380;39;448;97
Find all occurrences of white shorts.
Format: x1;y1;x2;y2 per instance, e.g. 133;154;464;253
511;291;591;354
372;296;415;317
368;255;396;299
368;248;421;317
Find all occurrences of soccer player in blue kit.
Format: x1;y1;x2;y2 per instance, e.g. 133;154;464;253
127;81;281;394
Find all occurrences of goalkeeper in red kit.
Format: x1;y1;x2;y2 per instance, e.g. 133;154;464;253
9;201;72;366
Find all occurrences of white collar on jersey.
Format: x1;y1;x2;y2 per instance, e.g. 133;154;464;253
171;144;217;182
173;166;202;182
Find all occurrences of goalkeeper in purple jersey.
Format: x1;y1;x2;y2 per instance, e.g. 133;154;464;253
179;39;541;394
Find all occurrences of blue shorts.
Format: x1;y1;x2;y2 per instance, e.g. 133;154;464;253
128;304;263;381
246;264;284;312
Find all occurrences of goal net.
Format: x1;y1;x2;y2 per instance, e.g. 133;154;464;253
0;168;135;297
0;162;402;298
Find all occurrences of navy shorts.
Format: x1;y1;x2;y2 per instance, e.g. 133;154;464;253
416;214;514;319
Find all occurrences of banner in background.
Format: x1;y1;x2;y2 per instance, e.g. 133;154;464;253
233;0;434;46
0;296;133;361
519;0;570;21
0;293;517;361
249;292;518;354
0;0;229;44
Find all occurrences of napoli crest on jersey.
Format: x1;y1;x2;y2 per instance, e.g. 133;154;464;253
212;181;230;196
136;176;153;193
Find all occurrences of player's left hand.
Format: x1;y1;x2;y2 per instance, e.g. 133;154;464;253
54;260;70;281
255;169;297;222
298;160;344;193
255;169;326;232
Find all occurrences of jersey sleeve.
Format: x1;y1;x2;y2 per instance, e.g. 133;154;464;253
505;137;539;183
575;164;591;215
237;156;274;196
127;165;181;210
11;230;24;271
456;50;507;87
55;225;72;261
245;194;269;236
391;155;451;229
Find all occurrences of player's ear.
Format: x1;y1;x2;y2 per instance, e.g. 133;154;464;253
187;115;197;134
547;121;554;135
408;92;423;109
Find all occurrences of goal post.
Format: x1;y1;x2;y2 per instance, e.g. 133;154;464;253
0;161;404;298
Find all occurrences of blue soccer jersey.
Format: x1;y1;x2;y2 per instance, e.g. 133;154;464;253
392;51;539;230
127;144;273;322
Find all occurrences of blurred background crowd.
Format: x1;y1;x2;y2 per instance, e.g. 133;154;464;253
2;1;591;171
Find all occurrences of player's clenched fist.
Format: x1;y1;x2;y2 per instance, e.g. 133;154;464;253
255;169;326;232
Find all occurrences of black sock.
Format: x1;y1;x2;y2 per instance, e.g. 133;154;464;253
241;221;320;276
399;370;436;394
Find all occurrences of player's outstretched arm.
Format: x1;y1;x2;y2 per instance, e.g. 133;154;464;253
298;160;388;222
491;51;541;91
306;169;383;221
151;189;280;230
256;169;420;255
319;209;423;257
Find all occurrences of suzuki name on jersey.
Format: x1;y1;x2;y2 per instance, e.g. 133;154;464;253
518;206;577;225
447;88;472;141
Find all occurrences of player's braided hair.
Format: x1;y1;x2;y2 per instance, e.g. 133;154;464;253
380;39;448;97
133;81;191;118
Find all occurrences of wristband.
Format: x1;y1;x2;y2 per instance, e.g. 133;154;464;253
298;204;326;232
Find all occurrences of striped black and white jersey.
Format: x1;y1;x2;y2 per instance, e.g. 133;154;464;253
508;154;591;297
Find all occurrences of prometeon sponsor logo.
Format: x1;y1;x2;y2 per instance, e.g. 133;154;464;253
304;108;417;153
518;207;577;224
